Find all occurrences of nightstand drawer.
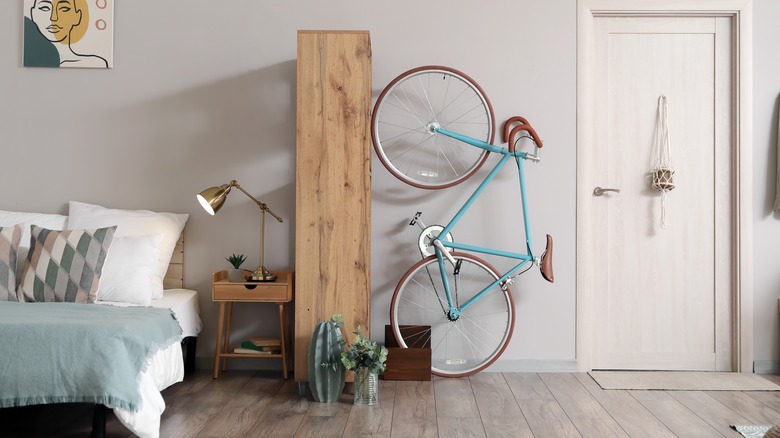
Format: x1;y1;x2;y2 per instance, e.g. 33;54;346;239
211;270;293;302
213;282;291;301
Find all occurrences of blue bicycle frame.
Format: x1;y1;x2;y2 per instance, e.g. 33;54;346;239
431;127;537;319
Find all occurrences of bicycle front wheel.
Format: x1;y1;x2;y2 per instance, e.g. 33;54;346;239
390;253;514;377
372;66;496;189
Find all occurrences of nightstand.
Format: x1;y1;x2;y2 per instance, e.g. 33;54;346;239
211;270;294;379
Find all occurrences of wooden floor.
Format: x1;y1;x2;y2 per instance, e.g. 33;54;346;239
4;370;780;437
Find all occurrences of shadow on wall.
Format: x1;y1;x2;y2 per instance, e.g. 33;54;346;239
91;60;297;199
91;60;298;289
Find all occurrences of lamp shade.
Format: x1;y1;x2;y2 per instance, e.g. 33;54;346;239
196;184;231;215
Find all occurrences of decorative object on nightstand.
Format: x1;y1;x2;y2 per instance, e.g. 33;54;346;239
225;253;246;282
197;180;283;282
341;327;388;406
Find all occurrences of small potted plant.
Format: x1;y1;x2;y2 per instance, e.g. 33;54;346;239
225;253;246;282
340;327;388;406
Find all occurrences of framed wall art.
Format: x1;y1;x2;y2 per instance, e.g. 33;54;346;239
23;0;114;68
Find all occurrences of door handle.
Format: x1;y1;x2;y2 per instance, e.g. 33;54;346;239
593;187;621;196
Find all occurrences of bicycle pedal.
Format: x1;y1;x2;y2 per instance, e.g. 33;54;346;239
409;211;422;226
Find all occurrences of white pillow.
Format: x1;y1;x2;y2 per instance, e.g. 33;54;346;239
98;234;163;305
0;209;68;278
67;201;188;300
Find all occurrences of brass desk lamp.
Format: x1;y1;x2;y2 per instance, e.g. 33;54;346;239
197;180;283;281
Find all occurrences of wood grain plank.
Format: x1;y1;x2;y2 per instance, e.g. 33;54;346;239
434;377;479;418
295;30;372;382
505;373;582;437
570;419;630;438
521;399;583;437
244;381;311;436
504;372;557;401
706;391;780;424
162;371;256;438
668;391;751;437
391;381;437;438
437;417;487;438
342;380;396;437
470;372;534;437
196;373;285;437
541;373;612;420
12;371;780;437
294;416;348;438
568;373;671;438
306;392;353;418
630;392;725;437
744;390;780;412
163;231;184;288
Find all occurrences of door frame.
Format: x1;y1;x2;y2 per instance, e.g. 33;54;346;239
576;0;753;372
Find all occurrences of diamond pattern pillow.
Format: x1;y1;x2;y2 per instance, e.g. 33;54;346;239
18;225;117;303
0;224;22;301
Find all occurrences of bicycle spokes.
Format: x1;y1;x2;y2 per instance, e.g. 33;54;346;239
391;254;514;377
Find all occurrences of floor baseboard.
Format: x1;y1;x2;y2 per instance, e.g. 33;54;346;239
753;360;780;374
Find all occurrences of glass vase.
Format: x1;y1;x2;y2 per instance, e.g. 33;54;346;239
353;367;379;405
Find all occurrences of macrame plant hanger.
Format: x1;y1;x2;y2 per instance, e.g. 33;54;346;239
651;95;675;228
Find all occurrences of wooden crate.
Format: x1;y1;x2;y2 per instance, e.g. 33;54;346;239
383;325;431;381
384;348;431;381
385;324;431;348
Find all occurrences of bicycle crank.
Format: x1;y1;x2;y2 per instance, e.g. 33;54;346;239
418;224;454;257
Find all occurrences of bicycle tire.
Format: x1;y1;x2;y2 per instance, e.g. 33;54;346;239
372;66;496;189
390;253;514;377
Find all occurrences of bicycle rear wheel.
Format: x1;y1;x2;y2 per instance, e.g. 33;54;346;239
390;253;514;377
372;66;496;189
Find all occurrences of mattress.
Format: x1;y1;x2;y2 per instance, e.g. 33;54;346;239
150;288;203;338
98;288;203;338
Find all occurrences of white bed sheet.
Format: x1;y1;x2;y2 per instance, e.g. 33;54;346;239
96;289;202;438
111;342;183;438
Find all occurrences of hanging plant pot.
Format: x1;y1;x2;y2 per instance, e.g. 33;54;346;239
650;95;676;229
651;167;676;192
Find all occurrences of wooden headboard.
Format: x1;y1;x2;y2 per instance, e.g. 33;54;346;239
162;231;184;289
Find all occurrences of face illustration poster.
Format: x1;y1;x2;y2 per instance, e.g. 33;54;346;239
23;0;114;68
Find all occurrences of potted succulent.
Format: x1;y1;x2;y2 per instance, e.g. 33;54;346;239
340;327;388;406
225;253;246;282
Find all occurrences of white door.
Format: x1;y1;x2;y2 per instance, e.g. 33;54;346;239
586;16;735;371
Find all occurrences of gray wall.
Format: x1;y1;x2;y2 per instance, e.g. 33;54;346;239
0;0;777;371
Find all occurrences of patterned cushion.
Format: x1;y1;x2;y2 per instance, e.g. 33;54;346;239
0;224;22;301
18;225;117;303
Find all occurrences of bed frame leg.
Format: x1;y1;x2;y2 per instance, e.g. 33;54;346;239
91;404;106;438
182;336;197;374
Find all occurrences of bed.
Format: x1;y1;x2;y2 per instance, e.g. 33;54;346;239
0;202;202;438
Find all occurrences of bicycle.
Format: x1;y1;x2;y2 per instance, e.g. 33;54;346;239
372;65;554;377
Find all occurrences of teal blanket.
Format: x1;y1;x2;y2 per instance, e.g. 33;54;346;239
0;302;182;412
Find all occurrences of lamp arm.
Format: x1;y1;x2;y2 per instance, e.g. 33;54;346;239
232;181;284;222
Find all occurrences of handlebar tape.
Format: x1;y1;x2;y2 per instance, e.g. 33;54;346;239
502;116;543;152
